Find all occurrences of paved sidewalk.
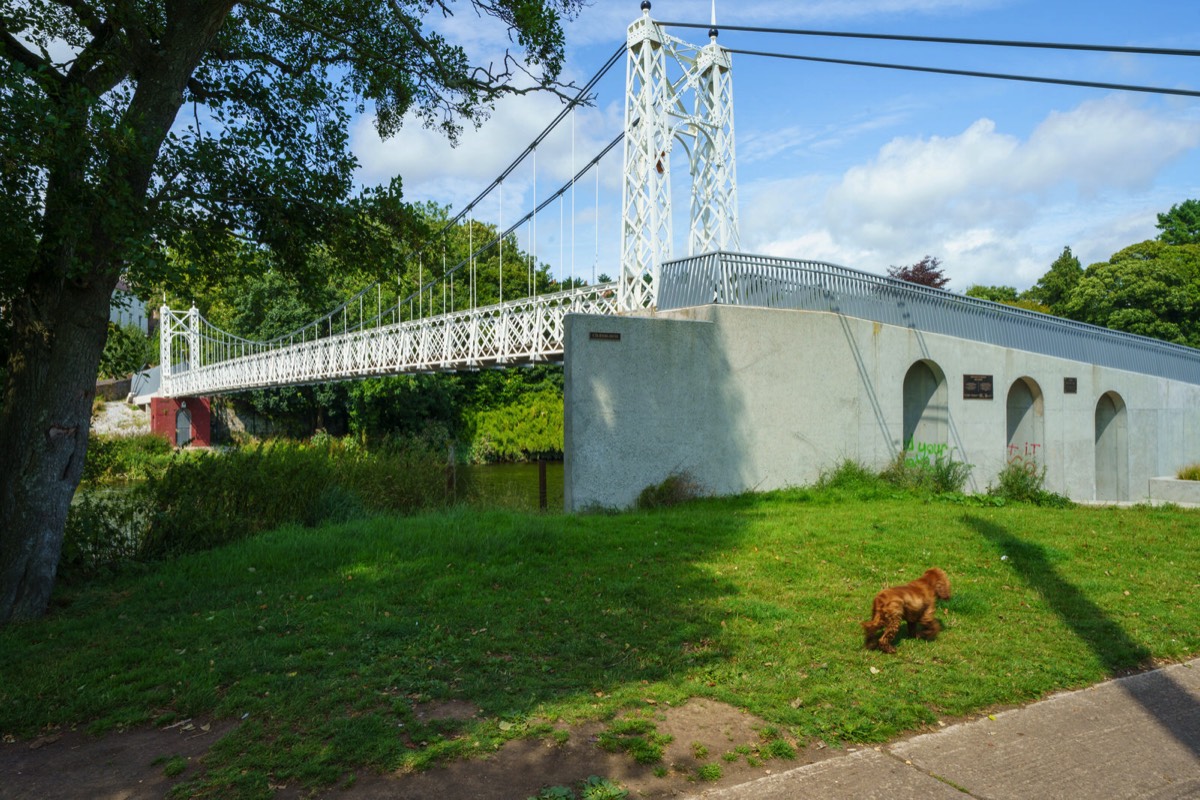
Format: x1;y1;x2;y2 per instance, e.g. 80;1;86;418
688;658;1200;800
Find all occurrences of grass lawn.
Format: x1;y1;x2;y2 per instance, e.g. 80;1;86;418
2;487;1198;797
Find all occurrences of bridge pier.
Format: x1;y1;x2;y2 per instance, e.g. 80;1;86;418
150;396;212;448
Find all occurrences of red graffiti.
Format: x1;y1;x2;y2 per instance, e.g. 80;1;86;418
1007;442;1042;475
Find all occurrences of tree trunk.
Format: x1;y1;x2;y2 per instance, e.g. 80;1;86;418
0;273;116;624
0;0;236;624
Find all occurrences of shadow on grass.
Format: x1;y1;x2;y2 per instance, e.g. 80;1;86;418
965;514;1200;759
0;494;760;798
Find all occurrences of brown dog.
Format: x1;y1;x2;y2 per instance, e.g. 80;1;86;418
862;568;951;654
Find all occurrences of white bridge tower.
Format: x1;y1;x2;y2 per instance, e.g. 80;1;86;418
620;1;739;311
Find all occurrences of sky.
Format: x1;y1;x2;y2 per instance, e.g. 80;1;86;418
350;0;1200;293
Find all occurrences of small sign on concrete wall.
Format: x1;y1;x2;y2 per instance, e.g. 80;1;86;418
963;374;994;400
1064;377;1078;394
589;331;621;341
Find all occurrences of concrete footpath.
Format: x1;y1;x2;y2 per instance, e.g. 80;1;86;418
688;658;1200;800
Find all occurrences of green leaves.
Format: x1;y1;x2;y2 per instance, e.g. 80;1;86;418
1156;198;1200;245
97;322;157;380
1062;240;1200;346
468;389;564;462
1024;246;1082;315
3;0;585;309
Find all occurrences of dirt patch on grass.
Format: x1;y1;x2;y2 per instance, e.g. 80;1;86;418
306;698;828;799
0;700;849;799
0;718;235;800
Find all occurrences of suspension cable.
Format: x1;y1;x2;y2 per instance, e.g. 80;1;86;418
258;43;625;344
726;48;1200;98
657;21;1200;58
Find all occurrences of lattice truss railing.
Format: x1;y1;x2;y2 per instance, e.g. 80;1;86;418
159;283;618;397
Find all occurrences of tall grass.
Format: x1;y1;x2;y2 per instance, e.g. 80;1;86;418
81;432;176;483
65;436;455;573
987;462;1073;507
880;451;973;494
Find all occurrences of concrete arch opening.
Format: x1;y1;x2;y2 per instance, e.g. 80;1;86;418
1094;391;1128;501
903;360;949;464
1006;377;1045;474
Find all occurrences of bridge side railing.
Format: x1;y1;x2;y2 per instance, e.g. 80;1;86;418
658;251;1200;385
161;283;618;397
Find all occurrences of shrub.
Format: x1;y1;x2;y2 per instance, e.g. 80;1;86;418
1177;462;1200;481
61;488;154;580
68;435;455;563
880;451;972;494
82;433;174;484
815;459;881;491
635;471;705;510
987;462;1073;507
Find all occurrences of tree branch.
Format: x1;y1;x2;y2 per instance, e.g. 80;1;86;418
240;0;580;107
52;0;108;40
207;44;306;76
0;26;64;90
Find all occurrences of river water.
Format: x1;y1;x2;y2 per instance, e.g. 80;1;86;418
455;461;564;511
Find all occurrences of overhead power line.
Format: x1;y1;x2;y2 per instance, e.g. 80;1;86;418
658;21;1200;58
725;49;1200;98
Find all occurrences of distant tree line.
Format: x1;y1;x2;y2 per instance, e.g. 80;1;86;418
890;200;1200;349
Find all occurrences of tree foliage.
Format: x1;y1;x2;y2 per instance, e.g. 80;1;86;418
1156;199;1200;246
888;256;949;289
97;323;157;380
1061;241;1200;347
468;389;564;462
1024;246;1082;315
965;285;1019;303
964;285;1052;314
181;203;565;440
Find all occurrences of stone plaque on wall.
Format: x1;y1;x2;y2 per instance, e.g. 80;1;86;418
963;374;994;400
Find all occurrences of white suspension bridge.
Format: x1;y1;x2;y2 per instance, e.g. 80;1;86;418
161;3;737;397
159;3;1200;399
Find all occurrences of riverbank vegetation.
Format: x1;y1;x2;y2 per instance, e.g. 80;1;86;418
67;434;460;579
18;472;1198;797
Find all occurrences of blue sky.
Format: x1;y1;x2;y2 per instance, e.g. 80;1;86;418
351;0;1200;292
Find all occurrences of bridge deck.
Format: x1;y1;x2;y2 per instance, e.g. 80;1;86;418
161;252;1200;398
161;284;618;397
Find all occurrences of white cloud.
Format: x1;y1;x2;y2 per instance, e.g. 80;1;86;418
743;95;1200;289
351;93;624;214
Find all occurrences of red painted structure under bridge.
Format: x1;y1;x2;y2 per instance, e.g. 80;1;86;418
150;396;211;447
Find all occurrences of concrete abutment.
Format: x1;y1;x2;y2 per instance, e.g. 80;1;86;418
563;305;1200;510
